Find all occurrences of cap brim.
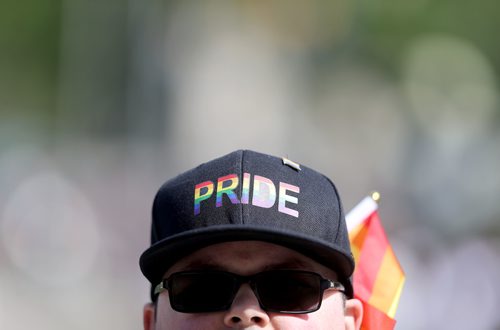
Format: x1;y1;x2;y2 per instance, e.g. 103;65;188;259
140;224;354;299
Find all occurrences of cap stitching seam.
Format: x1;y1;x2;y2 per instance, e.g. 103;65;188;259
324;175;342;243
239;150;244;224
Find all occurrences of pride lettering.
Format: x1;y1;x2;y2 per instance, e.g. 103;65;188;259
193;173;300;217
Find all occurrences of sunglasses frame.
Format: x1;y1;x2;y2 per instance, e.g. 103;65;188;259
154;269;345;314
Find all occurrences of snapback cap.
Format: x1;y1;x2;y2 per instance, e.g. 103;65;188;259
140;150;355;300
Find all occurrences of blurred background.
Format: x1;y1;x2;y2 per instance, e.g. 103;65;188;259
1;0;500;329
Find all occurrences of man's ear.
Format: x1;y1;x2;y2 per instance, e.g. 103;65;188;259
143;303;156;330
344;298;363;330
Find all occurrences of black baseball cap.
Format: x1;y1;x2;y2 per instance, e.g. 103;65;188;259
140;150;355;300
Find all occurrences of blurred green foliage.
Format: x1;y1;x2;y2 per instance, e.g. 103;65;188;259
358;0;500;76
1;0;499;130
0;0;61;115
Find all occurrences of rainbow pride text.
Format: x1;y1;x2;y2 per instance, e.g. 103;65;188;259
194;173;300;217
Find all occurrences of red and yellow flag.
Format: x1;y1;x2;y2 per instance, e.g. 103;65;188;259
346;193;405;330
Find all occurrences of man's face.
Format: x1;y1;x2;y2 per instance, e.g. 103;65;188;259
143;241;362;330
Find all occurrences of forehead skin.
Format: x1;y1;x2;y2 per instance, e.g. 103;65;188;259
153;241;348;330
166;241;340;279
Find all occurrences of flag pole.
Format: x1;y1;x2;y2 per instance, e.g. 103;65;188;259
346;193;378;232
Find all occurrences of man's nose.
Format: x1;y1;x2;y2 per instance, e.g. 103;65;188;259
223;283;270;328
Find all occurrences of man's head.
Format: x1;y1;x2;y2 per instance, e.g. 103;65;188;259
140;150;363;329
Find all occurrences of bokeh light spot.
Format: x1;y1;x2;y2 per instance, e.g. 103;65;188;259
1;171;100;287
403;34;497;144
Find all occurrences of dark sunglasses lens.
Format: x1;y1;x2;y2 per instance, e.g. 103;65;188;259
256;271;322;312
169;272;236;313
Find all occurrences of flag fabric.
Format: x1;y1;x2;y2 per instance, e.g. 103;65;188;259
346;195;405;330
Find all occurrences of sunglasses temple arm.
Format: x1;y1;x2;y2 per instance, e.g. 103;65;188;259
326;281;345;292
154;281;166;295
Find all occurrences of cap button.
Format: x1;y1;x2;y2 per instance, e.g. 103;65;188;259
282;157;301;171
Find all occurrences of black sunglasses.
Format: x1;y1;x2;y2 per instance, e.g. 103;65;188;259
154;269;345;314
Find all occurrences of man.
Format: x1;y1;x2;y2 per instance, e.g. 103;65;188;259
140;150;363;329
